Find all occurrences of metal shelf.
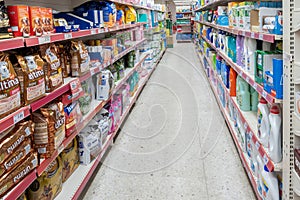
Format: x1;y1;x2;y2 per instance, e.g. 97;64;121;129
195;20;282;43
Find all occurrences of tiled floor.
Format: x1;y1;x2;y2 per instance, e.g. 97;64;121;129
83;42;256;200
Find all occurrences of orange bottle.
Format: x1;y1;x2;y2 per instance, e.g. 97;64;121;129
229;68;237;96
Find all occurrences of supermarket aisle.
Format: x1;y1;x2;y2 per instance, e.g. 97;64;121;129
83;43;256;200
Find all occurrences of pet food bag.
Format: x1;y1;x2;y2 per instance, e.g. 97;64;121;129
0;0;13;39
13;54;46;105
27;157;63;200
33;102;65;158
71;41;90;77
58;43;71;78
96;70;114;101
0;53;21;119
0;153;37;198
40;44;64;92
40;7;54;34
78;78;94;115
125;6;136;24
60;138;79;182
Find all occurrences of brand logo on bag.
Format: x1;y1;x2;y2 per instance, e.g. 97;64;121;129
28;69;44;80
0;77;19;91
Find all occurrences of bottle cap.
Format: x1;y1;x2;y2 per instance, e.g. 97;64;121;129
270;105;280;114
259;97;267;104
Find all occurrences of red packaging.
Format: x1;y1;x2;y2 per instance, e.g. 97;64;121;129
29;6;43;36
7;5;30;37
40;7;54;34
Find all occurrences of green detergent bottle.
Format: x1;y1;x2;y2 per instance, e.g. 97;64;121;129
238;77;251;111
250;87;258;112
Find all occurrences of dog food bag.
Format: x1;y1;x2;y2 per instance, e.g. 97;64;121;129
29;6;43;36
0;120;34;165
58;44;71;78
40;7;54;34
12;54;46;105
71;41;90;77
60;138;79;182
0;153;37;198
0;53;21;119
40;44;63;92
0;0;13;39
33;102;65;158
27;156;62;200
0;139;32;177
7;5;30;37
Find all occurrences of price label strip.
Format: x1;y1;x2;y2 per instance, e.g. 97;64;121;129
13;111;25;124
38;35;51;44
64;33;72;40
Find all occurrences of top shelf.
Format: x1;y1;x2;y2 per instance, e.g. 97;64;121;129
194;0;241;12
0;23;144;51
195;20;283;43
109;0;164;11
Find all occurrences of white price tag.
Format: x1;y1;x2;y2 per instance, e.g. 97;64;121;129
64;33;72;39
239;71;243;76
58;144;65;154
255;141;260;150
249;131;253;138
262;90;267;98
253;83;257;90
246;76;249;82
259;34;263;40
98;28;104;33
38;35;51;44
263;154;269;164
251;32;255;38
13;111;25;124
91;29;97;34
244;122;248;129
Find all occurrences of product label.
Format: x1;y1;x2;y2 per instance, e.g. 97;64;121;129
50;72;63;87
0;91;21;115
27;79;45;101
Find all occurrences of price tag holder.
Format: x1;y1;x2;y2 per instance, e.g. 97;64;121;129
64;33;72;40
253;83;257;90
14;111;25;124
263;154;269;164
251;32;255;38
58;144;65;154
262;90;267;98
245;76;249;82
259;34;263;41
244;122;248;129
38;35;51;44
91;29;97;35
255;141;260;150
249;131;253;138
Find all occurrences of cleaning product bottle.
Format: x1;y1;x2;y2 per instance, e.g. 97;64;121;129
268;104;282;163
229;67;237;96
243;37;249;70
247;38;257;75
250;140;259;178
257;97;270;147
257;155;280;200
250;87;258;112
256;155;264;197
239;79;250;111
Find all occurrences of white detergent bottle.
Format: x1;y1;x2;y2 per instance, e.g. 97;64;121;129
268;104;282;163
257;155;279;200
250;139;259;178
257;97;270;147
256;155;264;198
247;38;257;75
243;37;248;70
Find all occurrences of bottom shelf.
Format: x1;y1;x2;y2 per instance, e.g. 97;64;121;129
196;50;262;200
55;49;166;200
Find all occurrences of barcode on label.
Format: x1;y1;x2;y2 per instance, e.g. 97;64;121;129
38;35;51;44
14;111;25;124
64;33;72;39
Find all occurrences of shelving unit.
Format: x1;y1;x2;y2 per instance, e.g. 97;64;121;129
194;1;285;199
0;0;167;199
176;5;192;43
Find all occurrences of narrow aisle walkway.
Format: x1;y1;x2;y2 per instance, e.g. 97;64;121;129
84;43;256;200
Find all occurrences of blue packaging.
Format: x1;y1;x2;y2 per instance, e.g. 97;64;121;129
54;13;93;30
264;58;283;99
274;12;283;35
74;10;102;28
216;56;222;75
217;15;229;26
221;62;230;88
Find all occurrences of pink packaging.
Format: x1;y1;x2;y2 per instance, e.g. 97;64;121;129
236;35;244;67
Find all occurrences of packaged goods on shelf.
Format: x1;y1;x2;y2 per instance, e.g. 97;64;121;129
39;7;54;34
0;0;12;39
29;6;43;37
60;138;80;182
54;12;94;30
264;58;283;99
7;5;30;37
0;53;22;119
32;102;66;158
295;149;300;178
127;71;139;97
11;53;46;105
125;6;137;24
70;40;90;77
27;157;63;200
94;108;110;146
39;44;64;92
58;44;71;78
79;78;94;115
96;70;114;101
0;153;37;198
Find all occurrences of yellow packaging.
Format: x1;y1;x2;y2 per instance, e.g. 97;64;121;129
125;6;136;24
